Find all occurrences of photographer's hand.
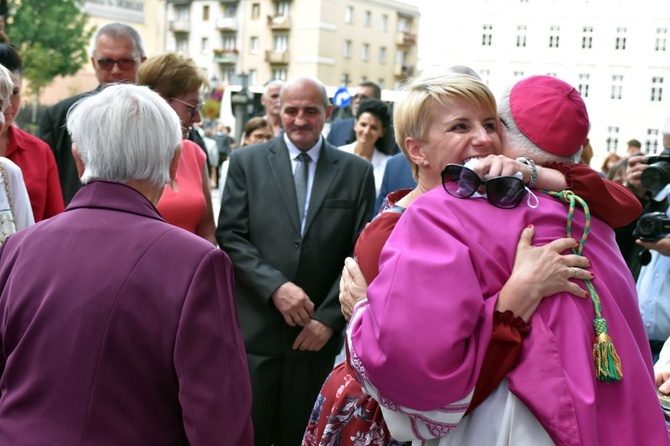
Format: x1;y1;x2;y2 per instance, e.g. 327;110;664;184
636;237;670;257
626;155;649;197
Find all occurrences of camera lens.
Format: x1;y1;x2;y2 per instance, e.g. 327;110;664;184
641;161;670;195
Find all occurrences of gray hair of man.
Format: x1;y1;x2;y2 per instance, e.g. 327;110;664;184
498;84;579;164
66;84;181;188
88;22;146;58
0;64;13;112
280;77;330;109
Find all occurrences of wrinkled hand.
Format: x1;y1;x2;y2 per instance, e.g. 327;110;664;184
656;365;670;394
271;281;314;327
339;257;368;321
637;237;670;257
497;224;593;321
469;154;527;180
292;319;334;351
626;155;648;195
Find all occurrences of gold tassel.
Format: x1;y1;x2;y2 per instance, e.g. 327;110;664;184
593;333;623;382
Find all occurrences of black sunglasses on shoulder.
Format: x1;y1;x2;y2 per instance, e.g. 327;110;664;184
441;163;527;209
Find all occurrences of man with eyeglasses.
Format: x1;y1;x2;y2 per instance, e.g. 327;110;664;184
38;22;147;205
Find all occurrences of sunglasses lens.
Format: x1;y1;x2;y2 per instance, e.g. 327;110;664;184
117;59;136;70
486;178;526;209
97;58;135;71
442;164;481;198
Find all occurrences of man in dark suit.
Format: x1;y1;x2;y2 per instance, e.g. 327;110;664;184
375;151;417;210
217;77;376;446
0;84;252;444
38;22;147;205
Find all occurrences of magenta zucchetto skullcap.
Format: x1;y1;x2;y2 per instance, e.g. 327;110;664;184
510;75;589;157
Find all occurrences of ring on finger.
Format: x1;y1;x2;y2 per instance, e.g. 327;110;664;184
571;266;578;278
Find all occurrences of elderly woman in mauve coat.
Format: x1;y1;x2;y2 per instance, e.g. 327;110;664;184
0;84;253;445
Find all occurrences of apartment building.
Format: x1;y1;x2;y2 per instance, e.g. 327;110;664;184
419;0;670;157
164;0;420;89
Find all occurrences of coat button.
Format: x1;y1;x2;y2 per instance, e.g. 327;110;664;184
294;242;300;249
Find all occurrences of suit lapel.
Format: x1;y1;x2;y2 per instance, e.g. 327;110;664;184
304;142;338;236
268;138;302;234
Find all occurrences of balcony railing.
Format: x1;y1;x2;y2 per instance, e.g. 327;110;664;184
213;49;239;64
169;20;190;33
395;31;417;46
216;17;237;31
267;14;291;30
265;50;290;64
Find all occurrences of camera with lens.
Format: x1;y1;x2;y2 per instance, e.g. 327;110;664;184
633;212;670;241
641;150;670;195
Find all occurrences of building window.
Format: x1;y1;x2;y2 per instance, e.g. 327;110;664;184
175;35;188;55
250;36;259;53
248;69;258;86
479;69;490;85
203;5;209;21
365;11;372;27
273;34;288;53
651;76;664;102
611;74;623;100
224;4;236;18
549;25;560;48
378;78;385;88
513;70;524;79
379;46;387;64
656;28;667;52
345;6;353;24
646;129;659;154
251;3;260;19
516;25;527;47
482;24;492;46
276;2;289;16
223;35;236;51
175;4;189;21
272;68;287;81
578;73;590;98
395;49;407;66
343;40;352;58
606;127;619;152
381;14;388;32
582;26;593;49
361;43;369;61
201;37;209;53
398;17;410;32
615;27;627;50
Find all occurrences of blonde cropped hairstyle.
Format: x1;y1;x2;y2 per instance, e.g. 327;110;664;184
0;64;13;112
138;53;208;98
66;84;182;188
393;72;498;179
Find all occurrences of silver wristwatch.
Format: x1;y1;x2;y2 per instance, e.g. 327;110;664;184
516;157;537;187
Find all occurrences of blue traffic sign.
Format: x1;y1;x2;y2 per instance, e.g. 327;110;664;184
332;87;352;108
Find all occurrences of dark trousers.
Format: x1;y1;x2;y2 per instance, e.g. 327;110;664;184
651;339;666;364
246;352;335;446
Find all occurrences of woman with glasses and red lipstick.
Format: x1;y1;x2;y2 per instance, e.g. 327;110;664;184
345;75;667;445
0;33;64;222
138;53;217;246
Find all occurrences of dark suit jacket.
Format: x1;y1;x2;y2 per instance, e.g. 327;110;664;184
375;152;417;210
217;137;375;357
38;88;101;205
0;181;253;445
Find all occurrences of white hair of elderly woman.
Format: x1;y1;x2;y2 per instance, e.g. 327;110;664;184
66;83;182;188
0;64;13;113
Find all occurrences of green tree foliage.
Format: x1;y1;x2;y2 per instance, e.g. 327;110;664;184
4;0;94;99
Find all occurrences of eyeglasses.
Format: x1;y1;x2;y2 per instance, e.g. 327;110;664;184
441;163;527;209
95;57;139;71
170;97;204;119
353;94;370;101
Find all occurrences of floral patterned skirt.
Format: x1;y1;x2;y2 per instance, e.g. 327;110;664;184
302;348;407;446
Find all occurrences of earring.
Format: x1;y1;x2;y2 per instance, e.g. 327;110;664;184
419;159;426;166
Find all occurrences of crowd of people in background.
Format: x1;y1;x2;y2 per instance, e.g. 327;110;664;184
0;18;669;446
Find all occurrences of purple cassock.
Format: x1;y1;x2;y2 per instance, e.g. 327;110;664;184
0;181;253;445
348;186;670;445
